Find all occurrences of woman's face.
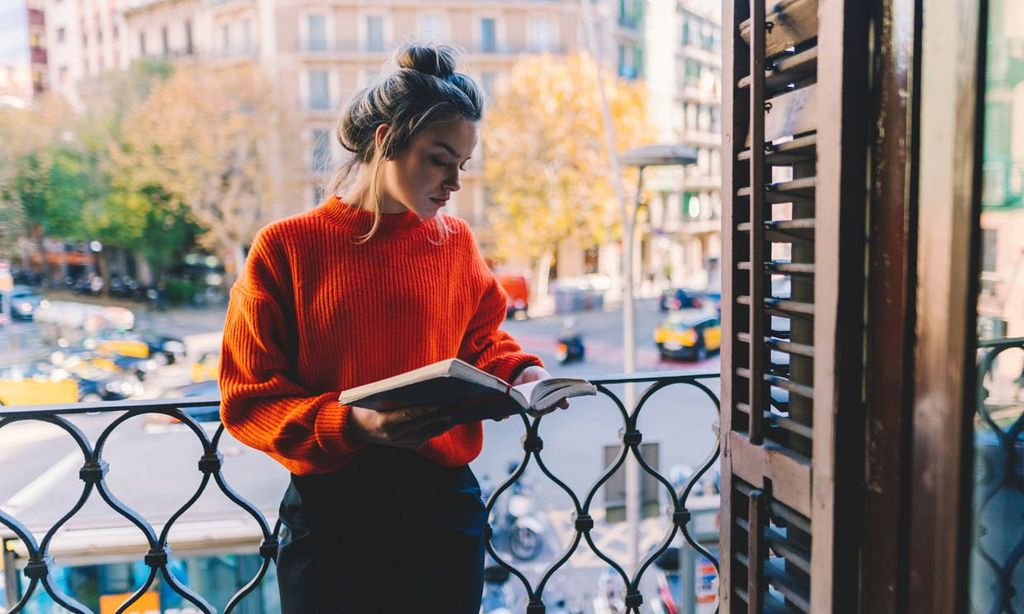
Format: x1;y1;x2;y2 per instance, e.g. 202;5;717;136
379;118;479;219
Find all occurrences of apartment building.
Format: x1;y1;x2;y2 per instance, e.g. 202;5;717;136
116;0;607;233
43;0;129;106
0;0;48;107
643;0;721;290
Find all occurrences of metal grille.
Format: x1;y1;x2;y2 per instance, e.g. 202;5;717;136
973;338;1024;613
0;371;720;613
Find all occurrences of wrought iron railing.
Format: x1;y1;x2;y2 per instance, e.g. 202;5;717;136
973;337;1024;613
0;371;721;614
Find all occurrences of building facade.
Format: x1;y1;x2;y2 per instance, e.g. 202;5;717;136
0;0;48;107
641;0;721;292
43;0;129;106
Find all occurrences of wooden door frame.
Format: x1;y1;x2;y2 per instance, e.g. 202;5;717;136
906;0;987;611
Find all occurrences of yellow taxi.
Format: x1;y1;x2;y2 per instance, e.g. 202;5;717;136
654;308;722;361
191;351;221;383
0;364;79;406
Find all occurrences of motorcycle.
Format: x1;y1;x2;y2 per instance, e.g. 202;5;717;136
555;318;585;364
480;462;547;561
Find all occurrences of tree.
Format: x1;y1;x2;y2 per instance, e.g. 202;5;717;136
117;63;299;286
483;53;653;294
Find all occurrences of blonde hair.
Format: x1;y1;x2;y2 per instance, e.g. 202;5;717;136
329;43;484;242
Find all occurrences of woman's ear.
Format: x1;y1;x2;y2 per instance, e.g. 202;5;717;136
374;124;391;159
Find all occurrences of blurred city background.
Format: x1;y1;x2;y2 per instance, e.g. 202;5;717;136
0;0;1022;612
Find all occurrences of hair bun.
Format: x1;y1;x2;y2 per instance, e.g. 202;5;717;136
394;43;457;79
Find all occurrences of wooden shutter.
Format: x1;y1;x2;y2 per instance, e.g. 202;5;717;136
720;0;869;611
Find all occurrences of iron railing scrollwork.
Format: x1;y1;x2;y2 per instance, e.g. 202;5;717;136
0;372;721;613
973;337;1024;613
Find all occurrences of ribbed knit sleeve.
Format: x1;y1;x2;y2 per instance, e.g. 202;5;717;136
457;238;543;383
219;234;364;476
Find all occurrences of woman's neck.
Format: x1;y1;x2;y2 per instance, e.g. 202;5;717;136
342;171;407;214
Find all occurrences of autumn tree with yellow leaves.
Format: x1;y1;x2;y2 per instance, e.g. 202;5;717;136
483;53;653;294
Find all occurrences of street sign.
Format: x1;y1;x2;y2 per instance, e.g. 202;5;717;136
603;442;660;522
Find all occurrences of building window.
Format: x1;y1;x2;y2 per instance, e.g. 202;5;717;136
113;24;119;40
185;20;193;54
139;32;146;56
307;14;327;51
480;17;497;53
311;128;331;171
684;58;701;87
618;43;638;79
365;15;384;52
221;24;230;53
529;17;557;52
981;229;997;273
57;27;65;43
161;26;169;56
241;19;252;52
308;70;330;110
418;13;447;43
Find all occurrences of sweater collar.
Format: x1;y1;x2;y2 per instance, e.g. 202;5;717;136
318;195;427;235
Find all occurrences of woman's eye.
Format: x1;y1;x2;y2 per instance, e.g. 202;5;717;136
431;157;448;167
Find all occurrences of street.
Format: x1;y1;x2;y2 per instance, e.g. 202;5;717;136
0;297;721;612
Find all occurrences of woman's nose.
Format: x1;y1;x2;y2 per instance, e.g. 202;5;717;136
444;166;461;192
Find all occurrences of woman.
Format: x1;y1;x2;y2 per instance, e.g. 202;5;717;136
219;43;563;613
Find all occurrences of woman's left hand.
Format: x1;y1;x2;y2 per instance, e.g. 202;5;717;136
513;365;570;417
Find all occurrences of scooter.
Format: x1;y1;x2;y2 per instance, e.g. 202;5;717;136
555;318;585;364
481;463;547;561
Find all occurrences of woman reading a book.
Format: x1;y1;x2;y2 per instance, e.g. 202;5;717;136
218;43;564;613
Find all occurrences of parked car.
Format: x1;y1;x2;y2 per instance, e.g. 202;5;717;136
191;350;221;383
659;287;706;312
49;351;144;401
73;369;142;403
0;364;78;406
88;329;187;365
654;308;722;361
495;272;530;319
151;379;221;423
9;285;47;321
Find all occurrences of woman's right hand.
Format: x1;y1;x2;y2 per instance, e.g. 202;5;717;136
346;405;454;449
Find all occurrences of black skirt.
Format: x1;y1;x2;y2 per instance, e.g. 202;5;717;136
276;446;487;614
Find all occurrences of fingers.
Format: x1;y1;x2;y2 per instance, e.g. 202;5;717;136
527;400;571;418
387;406;448;438
392;416;454;448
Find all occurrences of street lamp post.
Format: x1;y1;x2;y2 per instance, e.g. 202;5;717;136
619;144;698;575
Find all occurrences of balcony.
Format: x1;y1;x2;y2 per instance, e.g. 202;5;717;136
0;372;721;612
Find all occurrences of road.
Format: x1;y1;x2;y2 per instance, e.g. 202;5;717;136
0;298;721;612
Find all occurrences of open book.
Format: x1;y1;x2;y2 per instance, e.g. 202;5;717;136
338;358;597;424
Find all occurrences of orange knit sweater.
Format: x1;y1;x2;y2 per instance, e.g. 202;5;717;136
219;196;542;476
